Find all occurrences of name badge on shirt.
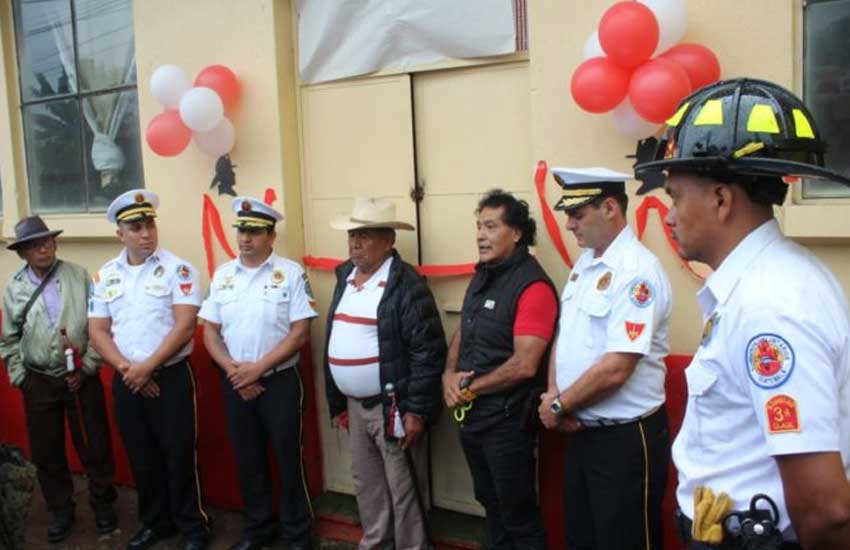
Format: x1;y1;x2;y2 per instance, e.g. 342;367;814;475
104;273;122;301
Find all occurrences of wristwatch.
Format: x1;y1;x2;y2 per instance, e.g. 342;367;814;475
550;397;565;416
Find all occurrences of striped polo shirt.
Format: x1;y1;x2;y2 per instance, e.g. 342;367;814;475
328;256;393;398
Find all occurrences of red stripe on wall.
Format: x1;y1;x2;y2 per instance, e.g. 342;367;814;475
328;355;380;366
332;313;378;326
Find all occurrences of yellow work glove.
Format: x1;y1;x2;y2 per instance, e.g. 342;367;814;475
692;485;732;544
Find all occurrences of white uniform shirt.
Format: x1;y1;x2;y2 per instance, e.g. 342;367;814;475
327;256;393;398
198;254;317;371
673;219;850;532
89;248;202;364
555;225;672;420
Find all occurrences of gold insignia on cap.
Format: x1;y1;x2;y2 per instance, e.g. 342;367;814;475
241;201;252;212
134;193;145;203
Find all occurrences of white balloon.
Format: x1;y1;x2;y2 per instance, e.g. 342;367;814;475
638;0;688;56
193;117;235;157
582;31;605;60
611;99;662;140
179;87;224;133
150;65;191;109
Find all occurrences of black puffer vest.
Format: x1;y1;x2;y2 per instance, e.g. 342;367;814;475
457;247;556;431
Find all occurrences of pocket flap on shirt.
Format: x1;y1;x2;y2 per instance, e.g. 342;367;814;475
144;283;170;297
263;288;290;302
685;362;718;396
579;294;611;318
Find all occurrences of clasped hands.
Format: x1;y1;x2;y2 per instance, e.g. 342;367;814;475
538;391;583;433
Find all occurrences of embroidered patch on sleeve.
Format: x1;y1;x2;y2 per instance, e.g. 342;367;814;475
746;333;795;389
765;394;800;434
177;264;191;281
628;279;654;308
179;282;193;296
625;321;646;341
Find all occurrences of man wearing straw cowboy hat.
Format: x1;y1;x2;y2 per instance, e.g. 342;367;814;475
324;197;446;550
201;196;317;550
0;216;117;543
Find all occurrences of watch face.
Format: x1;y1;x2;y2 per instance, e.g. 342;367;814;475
550;400;562;415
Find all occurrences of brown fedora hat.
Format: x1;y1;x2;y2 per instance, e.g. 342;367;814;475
6;216;63;250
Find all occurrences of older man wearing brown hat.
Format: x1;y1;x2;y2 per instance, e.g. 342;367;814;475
0;216;117;543
324;198;446;549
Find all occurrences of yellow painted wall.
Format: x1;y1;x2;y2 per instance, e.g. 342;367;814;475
0;0;302;290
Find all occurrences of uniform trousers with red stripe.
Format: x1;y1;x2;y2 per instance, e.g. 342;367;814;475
219;365;312;545
113;360;210;538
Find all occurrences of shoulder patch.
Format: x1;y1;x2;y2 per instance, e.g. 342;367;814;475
177;264;191;281
746;333;795;389
765;394;800;434
628;279;654;308
625;321;645;341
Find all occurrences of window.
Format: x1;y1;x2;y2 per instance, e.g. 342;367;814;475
803;0;850;199
13;0;143;214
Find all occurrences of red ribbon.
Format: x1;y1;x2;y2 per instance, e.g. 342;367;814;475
202;194;237;277
303;255;475;277
534;160;573;268
634;195;703;280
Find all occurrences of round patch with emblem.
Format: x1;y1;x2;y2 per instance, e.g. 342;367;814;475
153;265;165;278
628;279;654;308
272;269;285;284
241;201;252;212
596;271;612;291
746;333;795;389
177;264;191;281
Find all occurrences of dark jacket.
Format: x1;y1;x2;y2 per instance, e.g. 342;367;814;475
457;246;557;431
324;250;447;427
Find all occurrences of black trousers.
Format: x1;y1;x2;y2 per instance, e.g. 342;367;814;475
459;416;545;550
564;406;670;550
112;361;209;537
22;370;116;514
220;366;311;544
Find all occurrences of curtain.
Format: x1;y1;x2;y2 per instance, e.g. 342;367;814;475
46;0;135;189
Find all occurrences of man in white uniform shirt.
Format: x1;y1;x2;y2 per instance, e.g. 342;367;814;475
324;198;446;550
635;78;850;549
88;189;210;550
200;197;317;550
538;168;672;550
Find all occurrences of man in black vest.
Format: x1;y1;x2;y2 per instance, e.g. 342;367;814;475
443;190;558;550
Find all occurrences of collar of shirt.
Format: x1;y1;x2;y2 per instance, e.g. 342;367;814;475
696;218;782;317
346;255;393;291
116;248;162;271
587;224;639;272
234;252;276;275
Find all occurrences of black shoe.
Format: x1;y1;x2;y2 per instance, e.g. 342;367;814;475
127;525;178;550
184;531;211;550
47;508;75;543
94;507;118;534
230;534;276;550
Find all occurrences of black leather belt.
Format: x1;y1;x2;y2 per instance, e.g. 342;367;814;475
356;394;383;410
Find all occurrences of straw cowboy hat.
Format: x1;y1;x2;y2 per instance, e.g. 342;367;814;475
6;216;63;250
330;197;415;231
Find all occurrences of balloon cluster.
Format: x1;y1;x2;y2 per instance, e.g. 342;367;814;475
570;0;720;139
146;65;241;157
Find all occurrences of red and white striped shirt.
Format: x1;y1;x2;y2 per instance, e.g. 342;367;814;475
327;256;393;398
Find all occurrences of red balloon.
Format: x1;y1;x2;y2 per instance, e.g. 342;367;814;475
571;57;631;114
146;110;191;157
629;58;692;123
194;65;240;109
660;43;721;91
598;2;659;68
